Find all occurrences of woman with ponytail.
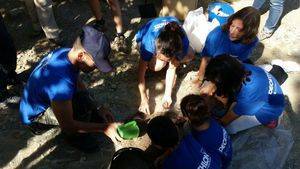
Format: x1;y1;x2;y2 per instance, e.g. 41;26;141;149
179;94;232;169
135;16;194;114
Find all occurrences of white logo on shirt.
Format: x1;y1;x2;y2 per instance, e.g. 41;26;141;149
265;70;276;95
197;150;211;169
153;21;169;32
211;5;231;17
218;128;228;153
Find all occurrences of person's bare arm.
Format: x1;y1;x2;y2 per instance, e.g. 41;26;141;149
138;58;150;114
195;57;210;84
162;60;178;109
107;0;123;33
219;103;239;126
51;100;119;137
88;0;103;20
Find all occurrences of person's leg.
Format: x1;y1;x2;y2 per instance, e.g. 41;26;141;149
88;0;107;32
88;0;103;21
23;0;43;35
34;0;61;39
264;0;284;33
148;58;168;72
225;115;261;134
107;0;123;34
63;90;102;153
72;90;98;122
252;0;266;10
107;0;128;52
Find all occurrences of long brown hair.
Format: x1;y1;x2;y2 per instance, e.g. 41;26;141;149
180;94;216;127
222;6;260;44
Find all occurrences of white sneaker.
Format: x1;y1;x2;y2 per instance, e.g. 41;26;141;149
258;29;274;41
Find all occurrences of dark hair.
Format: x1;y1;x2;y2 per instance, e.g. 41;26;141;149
156;21;184;58
110;147;151;169
147;116;179;148
222;6;260;44
180;94;215;126
205;54;248;101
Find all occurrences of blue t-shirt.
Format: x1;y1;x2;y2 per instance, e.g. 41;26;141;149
20;48;79;125
192;119;232;169
233;64;285;125
163;134;221;169
135;16;189;61
201;26;258;61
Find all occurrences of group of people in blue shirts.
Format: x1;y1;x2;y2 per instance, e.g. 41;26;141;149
19;3;285;169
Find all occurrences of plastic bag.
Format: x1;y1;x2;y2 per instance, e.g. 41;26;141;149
183;7;218;53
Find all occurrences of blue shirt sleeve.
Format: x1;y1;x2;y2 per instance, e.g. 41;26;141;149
182;35;190;56
201;26;222;58
140;42;155;61
233;99;265;116
47;76;75;101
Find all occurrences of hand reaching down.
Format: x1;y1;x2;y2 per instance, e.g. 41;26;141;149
139;99;150;115
162;95;172;109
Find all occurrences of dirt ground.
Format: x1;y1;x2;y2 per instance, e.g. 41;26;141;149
0;0;299;168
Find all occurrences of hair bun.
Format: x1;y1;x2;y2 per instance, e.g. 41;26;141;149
164;21;184;37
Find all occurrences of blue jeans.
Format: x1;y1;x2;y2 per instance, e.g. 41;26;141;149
253;0;284;32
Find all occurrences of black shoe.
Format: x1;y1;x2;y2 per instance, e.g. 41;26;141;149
93;19;106;32
111;33;129;53
269;65;288;85
48;37;66;47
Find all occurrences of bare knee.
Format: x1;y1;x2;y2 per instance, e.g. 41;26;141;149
152;60;167;71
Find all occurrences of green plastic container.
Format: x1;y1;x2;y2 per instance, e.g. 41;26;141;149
117;120;140;140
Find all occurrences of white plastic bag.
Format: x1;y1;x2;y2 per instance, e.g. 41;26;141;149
183;7;218;53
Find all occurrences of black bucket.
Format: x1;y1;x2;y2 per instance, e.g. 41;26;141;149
269;65;288;85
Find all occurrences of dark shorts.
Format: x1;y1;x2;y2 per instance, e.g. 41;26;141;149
27;90;110;153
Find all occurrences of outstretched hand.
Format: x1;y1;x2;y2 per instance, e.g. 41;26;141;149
162;95;172;109
104;122;123;143
191;72;204;86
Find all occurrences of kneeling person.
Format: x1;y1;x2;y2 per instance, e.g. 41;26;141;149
201;55;285;134
136;16;195;114
20;26;120;151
